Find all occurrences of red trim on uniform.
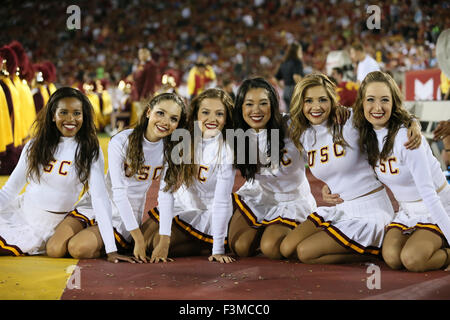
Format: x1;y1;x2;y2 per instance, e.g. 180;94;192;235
0;234;24;256
308;212;380;256
67;209;95;228
147;207;226;246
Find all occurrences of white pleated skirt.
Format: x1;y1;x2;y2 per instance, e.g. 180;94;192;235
0;195;66;255
308;187;395;255
233;178;317;229
387;184;450;239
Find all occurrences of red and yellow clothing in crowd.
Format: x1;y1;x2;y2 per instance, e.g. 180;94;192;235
84;80;113;131
335;81;358;108
187;64;216;98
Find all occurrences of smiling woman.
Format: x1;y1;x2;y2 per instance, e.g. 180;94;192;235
52;97;83;137
46;92;187;264
353;71;450;272
149;88;236;264
0;87;111;257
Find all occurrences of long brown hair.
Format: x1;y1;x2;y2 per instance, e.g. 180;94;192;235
125;92;187;180
289;73;347;153
164;88;234;192
27;87;99;187
232;77;287;181
353;71;414;167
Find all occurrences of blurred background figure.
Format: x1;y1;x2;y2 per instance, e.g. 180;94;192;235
330;67;358;108
440;71;450;100
349;42;380;84
275;41;304;112
187;55;216;100
0;45;26;175
130;47;159;120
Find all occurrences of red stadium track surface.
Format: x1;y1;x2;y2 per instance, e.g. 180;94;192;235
60;256;450;300
59;169;447;300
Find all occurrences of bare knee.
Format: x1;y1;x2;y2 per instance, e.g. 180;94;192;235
46;236;68;258
68;237;99;259
280;237;297;259
382;246;403;270
231;237;255;257
296;243;317;264
260;237;282;260
400;249;427;272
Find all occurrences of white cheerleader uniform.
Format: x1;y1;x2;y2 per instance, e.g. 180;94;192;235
301;112;395;256
69;129;164;252
151;133;235;255
233;128;317;230
0;137;113;255
375;127;450;244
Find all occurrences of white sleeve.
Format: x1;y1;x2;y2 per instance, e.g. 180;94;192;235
211;163;236;255
108;135;139;231
88;148;117;254
403;137;450;242
0;141;30;211
157;166;174;236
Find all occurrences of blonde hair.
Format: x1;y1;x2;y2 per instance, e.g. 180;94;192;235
353;71;414;167
289;72;346;153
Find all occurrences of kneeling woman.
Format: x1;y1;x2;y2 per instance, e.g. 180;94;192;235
229;77;317;260
149;88;236;263
0;87;112;256
46;93;186;263
354;71;450;272
281;73;421;264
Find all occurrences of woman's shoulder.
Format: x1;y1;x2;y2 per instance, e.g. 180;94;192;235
110;128;133;144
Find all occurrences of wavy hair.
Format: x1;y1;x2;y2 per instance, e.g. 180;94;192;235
27;87;99;187
352;71;414;167
289;72;347;153
164;88;234;192
232;77;286;180
125;92;187;185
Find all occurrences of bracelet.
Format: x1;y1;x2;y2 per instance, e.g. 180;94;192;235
446;149;450;152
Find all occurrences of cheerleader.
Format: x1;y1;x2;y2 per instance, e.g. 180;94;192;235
0;87;112;256
228;77;317;260
47;92;187;263
353;71;450;272
149;88;235;263
281;73;422;264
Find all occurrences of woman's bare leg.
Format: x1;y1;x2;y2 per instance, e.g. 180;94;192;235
400;229;448;272
46;217;85;258
67;225;104;259
381;228;409;270
297;230;372;264
280;219;321;259
227;210;262;257
260;224;292;259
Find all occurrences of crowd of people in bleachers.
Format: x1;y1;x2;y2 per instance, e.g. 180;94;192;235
1;0;450;175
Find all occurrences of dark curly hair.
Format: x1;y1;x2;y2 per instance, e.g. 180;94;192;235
26;87;99;188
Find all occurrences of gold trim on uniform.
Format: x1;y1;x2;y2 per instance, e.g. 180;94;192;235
308;212;380;256
233;193;299;228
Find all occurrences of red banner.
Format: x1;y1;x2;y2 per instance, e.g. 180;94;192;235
404;68;442;101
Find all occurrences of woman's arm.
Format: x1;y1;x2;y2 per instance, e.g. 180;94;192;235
0;141;30;210
209;163;236;263
87;148;118;255
108;135;147;262
150;171;174;263
404;137;450;243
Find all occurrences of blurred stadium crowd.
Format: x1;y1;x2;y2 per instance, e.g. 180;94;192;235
0;0;449;173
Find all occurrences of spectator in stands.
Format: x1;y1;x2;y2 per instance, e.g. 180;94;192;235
330;67;358;108
275;41;304;111
131;48;159;119
440;71;450;101
187;55;216;100
433;120;450;167
349;42;380;84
